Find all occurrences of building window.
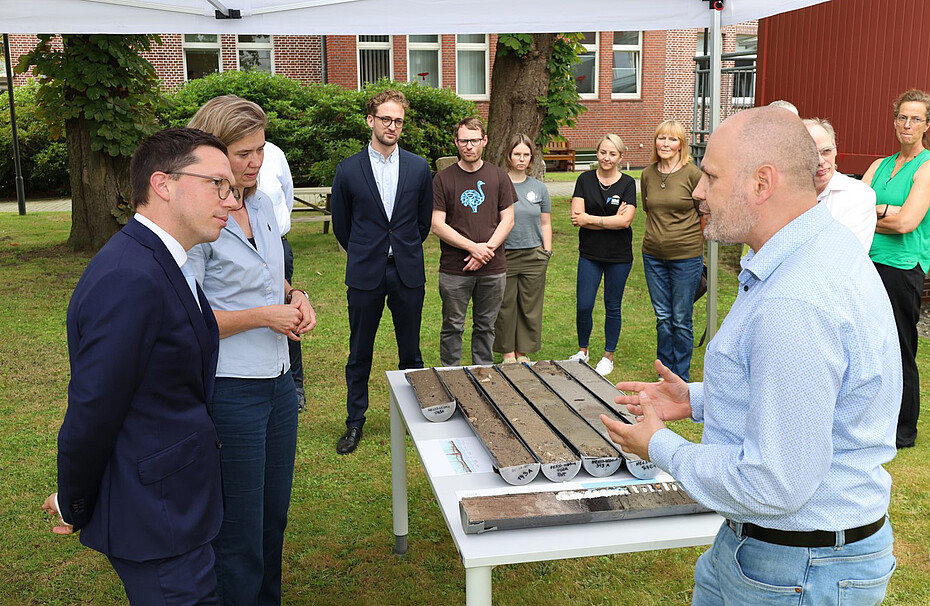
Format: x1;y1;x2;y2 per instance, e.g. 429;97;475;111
456;34;489;99
183;34;221;81
571;32;598;99
237;35;274;73
408;35;440;88
358;35;392;87
731;34;757;106
611;31;641;98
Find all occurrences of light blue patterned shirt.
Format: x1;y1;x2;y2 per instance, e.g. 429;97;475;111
650;203;900;532
185;190;289;379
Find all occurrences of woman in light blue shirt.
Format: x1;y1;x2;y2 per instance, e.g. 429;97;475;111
186;95;316;605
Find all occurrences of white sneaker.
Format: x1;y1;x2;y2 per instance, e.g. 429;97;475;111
569;350;589;363
595;357;614;376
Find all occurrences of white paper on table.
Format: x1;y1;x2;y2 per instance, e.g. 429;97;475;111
418;437;494;476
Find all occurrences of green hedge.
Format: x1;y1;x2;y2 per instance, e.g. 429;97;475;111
0;80;70;198
0;71;476;198
157;71;476;186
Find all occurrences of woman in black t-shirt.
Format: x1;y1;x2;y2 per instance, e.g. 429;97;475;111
569;133;637;376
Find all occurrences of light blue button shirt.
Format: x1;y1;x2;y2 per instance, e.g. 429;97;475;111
186;190;289;378
650;203;900;532
368;143;399;221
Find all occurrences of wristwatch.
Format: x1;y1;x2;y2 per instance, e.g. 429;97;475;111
286;288;309;303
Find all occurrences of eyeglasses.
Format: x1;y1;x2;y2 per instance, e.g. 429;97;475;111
817;146;836;157
456;138;484;147
167;171;242;208
896;115;926;126
373;115;405;128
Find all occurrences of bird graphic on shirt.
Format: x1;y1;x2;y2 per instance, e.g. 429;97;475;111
460;180;486;213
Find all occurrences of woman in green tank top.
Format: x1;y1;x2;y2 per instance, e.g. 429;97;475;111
864;88;930;449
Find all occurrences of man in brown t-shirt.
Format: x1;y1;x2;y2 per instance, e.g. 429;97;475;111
432;117;516;366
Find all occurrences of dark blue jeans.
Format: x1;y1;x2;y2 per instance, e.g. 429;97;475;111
208;372;298;606
642;253;703;381
575;256;633;353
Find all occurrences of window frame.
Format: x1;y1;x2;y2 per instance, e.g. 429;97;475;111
455;34;490;100
730;34;757;107
573;32;599;100
610;31;642;100
182;34;222;82
236;35;275;74
407;35;441;88
357;35;394;89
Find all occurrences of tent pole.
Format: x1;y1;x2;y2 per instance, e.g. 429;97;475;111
3;34;26;215
704;5;722;342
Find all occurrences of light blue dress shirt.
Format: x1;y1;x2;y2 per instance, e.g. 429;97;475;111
368;143;399;220
186;190;289;378
650;203;900;532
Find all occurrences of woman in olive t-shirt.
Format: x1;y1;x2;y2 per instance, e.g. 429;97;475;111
640;120;703;382
569;133;637;377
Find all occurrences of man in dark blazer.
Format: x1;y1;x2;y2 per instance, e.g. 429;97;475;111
42;128;240;604
331;89;433;454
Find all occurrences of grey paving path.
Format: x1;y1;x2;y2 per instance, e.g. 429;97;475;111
0;198;71;213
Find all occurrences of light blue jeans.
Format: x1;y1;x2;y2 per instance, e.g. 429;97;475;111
692;519;895;606
642;253;703;381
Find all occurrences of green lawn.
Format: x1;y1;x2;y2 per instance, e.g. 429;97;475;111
1;205;928;605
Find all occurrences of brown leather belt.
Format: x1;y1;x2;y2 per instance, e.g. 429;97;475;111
726;516;885;548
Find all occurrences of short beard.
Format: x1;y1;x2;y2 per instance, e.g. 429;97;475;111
703;190;757;245
375;131;397;148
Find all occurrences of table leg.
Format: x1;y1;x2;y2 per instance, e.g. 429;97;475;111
465;566;492;606
390;389;408;556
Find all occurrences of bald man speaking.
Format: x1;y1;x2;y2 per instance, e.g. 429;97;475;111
602;107;901;605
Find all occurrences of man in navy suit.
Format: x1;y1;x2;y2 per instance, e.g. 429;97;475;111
42;128;240;604
331;89;433;454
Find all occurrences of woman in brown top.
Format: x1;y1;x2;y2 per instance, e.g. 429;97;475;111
640;120;703;381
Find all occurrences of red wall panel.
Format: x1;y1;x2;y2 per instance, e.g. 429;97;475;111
757;0;930;175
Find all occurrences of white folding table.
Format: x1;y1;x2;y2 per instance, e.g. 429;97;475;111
387;369;723;606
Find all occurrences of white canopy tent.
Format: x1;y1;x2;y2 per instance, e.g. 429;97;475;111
5;0;828;35
3;0;831;339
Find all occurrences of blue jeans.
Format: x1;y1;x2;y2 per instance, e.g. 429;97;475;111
642;253;703;381
575;256;632;353
693;519;896;606
208;373;299;606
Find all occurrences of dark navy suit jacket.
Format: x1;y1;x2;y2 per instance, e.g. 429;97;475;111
57;218;223;562
331;146;433;289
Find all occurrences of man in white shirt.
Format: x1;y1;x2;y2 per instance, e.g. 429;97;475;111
258;140;306;410
804;118;877;251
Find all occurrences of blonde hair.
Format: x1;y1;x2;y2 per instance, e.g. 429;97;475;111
650;120;692;165
188;95;267;199
597;133;625;155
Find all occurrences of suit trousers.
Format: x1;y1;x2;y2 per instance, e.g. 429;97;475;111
345;260;425;429
108;543;219;606
874;261;924;447
493;246;550;355
438;271;507;367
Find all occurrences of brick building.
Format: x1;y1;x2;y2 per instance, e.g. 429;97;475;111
7;24;755;168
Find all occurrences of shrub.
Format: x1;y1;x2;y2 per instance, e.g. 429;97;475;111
0;80;70;198
159;71;476;186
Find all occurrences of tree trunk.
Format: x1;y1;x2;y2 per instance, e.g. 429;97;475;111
66;117;129;251
486;34;556;180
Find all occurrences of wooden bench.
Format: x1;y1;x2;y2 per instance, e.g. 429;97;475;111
543;140;575;172
291;186;332;233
